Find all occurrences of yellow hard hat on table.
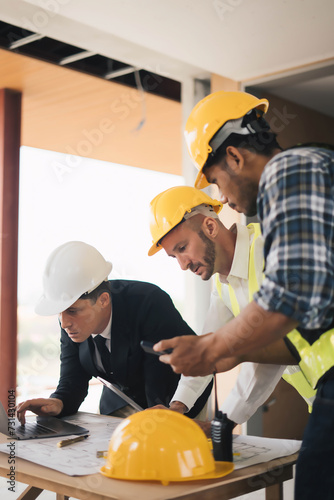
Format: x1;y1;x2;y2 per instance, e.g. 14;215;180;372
101;409;234;485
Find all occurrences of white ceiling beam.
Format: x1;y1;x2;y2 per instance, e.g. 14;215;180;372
0;0;333;83
9;33;44;49
104;66;138;79
59;50;96;65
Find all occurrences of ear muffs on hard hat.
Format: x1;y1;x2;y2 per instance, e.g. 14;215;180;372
101;409;234;485
184;91;269;189
148;185;222;256
35;241;112;316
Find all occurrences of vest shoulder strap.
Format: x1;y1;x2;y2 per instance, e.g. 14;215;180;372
224;223;263;317
286;328;334;389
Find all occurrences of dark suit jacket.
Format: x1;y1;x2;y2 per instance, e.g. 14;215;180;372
51;280;212;418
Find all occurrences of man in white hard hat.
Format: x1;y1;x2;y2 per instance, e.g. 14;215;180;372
17;241;211;423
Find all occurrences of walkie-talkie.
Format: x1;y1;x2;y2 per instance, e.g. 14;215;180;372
211;372;234;462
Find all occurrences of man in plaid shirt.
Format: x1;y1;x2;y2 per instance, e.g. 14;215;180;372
155;90;334;500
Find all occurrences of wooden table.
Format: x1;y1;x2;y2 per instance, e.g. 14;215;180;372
0;446;297;500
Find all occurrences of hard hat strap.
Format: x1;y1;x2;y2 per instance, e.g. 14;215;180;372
183;204;219;221
82;278;109;296
209;110;270;157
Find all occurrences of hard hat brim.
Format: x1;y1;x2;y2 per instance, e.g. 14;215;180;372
202;460;235;480
35;294;83;317
100;460;234;483
190;94;269;189
34;262;112;316
194;169;211;190
148;241;162;256
148;186;222;256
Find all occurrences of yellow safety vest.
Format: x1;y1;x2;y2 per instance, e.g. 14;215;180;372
285;328;334;390
215;223;316;410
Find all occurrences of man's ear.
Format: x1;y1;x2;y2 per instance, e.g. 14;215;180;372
202;217;219;240
98;292;111;309
225;146;245;174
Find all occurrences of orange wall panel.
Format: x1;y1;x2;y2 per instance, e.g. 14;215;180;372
0;49;182;175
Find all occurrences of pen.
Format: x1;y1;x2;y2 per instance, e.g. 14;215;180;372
96;450;107;458
57;434;89;448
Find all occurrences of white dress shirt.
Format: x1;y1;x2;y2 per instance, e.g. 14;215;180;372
171;223;287;424
91;313;112;373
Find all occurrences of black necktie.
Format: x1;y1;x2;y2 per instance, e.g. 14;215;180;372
94;335;112;374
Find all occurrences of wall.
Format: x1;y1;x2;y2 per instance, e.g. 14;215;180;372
245;91;334;438
260;92;334;148
0;49;182;175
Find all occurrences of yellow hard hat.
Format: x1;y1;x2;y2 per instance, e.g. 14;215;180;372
148;186;222;256
100;409;234;485
184;91;269;189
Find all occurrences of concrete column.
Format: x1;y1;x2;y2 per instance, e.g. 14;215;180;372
180;77;212;333
0;89;21;407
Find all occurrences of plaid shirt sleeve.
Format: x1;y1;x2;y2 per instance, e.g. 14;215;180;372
253;147;334;329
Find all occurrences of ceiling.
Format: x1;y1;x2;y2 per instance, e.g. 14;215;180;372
0;47;183;174
247;62;334;118
1;0;333;80
0;0;333;115
0;20;181;102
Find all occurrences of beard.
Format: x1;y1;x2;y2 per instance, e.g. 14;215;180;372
237;176;259;217
245;198;258;217
196;230;216;280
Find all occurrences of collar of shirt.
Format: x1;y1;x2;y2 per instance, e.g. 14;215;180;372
91;312;112;352
218;223;250;284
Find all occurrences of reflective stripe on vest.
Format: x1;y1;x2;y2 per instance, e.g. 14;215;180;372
215;223;316;407
282;367;316;403
286;328;334;389
215;223;262;315
215;223;261;314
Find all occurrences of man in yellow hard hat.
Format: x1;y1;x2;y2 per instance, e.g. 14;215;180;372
154;91;334;500
16;241;211;423
148;185;315;435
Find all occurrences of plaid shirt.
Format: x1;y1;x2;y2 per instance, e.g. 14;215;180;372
254;147;334;332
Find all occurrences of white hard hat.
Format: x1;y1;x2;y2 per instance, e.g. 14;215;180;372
35;241;112;316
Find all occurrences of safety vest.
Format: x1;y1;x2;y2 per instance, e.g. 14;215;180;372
285;329;334;390
215;223;316;410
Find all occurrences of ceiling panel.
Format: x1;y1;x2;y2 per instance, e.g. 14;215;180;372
248;63;334;118
0;20;181;102
0;48;182;174
1;0;332;81
0;0;333;143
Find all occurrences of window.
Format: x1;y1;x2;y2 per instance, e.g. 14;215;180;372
17;146;184;410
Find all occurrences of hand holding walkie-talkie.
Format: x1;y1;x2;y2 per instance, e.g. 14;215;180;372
211;372;234;462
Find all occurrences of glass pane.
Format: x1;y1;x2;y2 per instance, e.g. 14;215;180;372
17;146;185;410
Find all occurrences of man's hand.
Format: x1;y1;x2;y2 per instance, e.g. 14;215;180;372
155;303;299;377
148;404;169;411
214;355;242;373
194;418;237;438
149;401;188;414
16;398;64;425
154;332;218;376
193;419;212;438
168;401;188;414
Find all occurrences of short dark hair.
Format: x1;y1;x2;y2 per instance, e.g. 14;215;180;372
203;113;282;173
79;280;111;304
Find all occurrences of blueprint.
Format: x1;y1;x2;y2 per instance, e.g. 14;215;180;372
0;412;301;476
